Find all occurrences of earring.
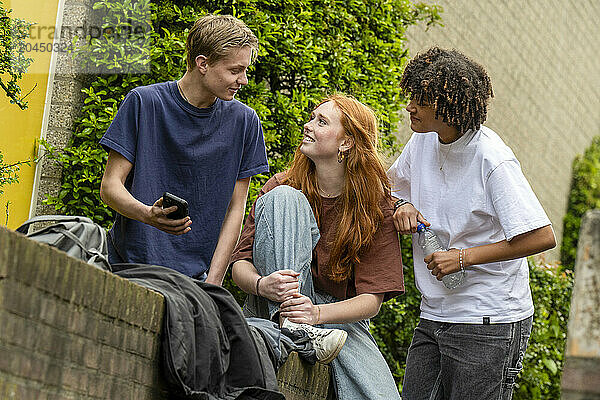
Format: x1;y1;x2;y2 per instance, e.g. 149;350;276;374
337;148;345;163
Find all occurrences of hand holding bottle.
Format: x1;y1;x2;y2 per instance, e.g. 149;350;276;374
392;201;429;234
417;223;465;289
424;248;463;280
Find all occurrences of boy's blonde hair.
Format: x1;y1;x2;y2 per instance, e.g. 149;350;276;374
185;14;258;70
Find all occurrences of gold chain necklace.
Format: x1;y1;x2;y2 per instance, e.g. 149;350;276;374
318;186;341;198
177;80;190;103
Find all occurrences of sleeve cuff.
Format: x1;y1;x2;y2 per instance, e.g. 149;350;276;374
238;163;269;180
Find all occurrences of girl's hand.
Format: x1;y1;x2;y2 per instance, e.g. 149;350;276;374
424;248;461;280
279;292;319;325
259;270;300;302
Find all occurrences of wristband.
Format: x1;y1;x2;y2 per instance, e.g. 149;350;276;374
394;198;411;210
256;276;264;297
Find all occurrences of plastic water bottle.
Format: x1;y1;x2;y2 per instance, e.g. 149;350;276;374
416;223;465;289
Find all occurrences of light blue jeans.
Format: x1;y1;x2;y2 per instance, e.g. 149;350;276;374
402;316;533;400
244;185;401;400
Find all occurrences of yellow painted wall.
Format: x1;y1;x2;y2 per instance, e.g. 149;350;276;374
0;0;61;228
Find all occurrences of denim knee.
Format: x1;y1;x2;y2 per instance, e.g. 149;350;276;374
259;185;305;204
255;185;312;226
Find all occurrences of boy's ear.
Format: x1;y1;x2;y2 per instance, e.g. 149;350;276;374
195;55;209;73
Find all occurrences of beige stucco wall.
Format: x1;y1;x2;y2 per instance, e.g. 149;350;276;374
398;0;600;261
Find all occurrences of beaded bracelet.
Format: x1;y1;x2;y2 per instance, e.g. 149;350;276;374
459;248;465;271
316;305;321;324
256;276;264;297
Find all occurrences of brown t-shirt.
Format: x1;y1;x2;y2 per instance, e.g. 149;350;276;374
231;173;404;301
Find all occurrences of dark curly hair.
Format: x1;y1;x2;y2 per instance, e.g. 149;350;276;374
400;47;494;135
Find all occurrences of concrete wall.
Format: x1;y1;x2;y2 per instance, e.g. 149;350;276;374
561;210;600;399
32;0;95;219
399;1;600;261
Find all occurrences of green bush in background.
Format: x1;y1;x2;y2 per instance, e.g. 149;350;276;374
515;260;573;399
43;0;571;396
42;0;440;303
561;136;600;271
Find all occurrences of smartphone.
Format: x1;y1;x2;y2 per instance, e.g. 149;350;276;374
162;192;189;220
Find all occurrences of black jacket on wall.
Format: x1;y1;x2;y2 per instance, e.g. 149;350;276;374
114;264;284;400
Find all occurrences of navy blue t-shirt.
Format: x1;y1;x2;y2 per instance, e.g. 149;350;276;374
100;81;269;277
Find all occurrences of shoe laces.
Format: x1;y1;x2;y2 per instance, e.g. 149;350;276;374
303;326;331;341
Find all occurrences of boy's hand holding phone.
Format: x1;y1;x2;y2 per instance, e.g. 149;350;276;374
162;192;189;219
145;192;192;235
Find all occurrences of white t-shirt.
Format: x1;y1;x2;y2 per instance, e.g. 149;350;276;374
388;126;551;323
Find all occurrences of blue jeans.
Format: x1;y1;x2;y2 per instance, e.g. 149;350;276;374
402;316;533;400
245;185;401;400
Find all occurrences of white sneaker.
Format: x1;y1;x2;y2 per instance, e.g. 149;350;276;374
282;319;348;364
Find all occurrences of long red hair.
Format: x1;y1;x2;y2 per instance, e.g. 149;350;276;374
283;94;392;282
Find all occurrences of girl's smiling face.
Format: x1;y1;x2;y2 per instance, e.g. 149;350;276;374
300;101;347;162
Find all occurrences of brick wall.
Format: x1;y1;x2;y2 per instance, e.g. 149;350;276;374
0;226;168;399
0;227;331;399
398;1;600;260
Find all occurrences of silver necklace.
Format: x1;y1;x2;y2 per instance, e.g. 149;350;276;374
439;142;454;171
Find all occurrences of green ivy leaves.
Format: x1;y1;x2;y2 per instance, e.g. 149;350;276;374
0;0;34;109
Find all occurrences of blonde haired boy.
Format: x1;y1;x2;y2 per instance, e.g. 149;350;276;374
100;14;268;284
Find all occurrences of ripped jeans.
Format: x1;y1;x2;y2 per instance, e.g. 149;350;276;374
402;316;533;400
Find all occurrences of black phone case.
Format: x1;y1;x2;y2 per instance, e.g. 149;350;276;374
162;192;189;220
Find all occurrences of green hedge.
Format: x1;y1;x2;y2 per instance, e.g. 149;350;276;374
515;260;573;399
561;136;600;270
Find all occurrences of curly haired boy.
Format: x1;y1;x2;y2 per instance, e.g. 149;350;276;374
388;47;556;400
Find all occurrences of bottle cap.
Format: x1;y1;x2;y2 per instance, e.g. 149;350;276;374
416;222;426;232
